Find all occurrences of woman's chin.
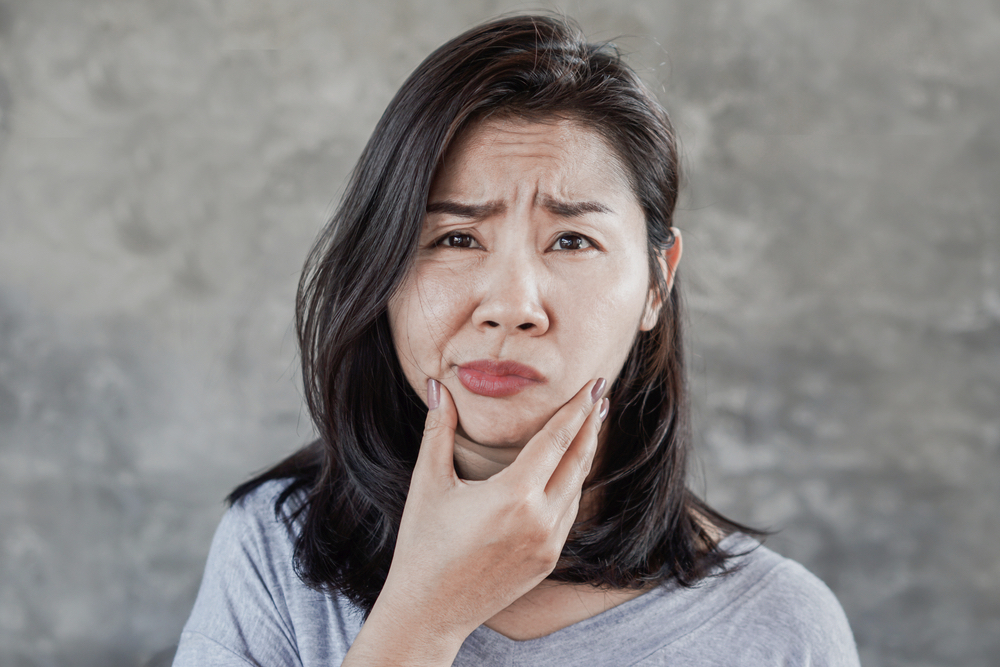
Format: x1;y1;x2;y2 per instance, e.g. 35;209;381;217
454;423;533;451
454;414;549;451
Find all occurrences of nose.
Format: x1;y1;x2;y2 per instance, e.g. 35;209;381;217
472;252;550;335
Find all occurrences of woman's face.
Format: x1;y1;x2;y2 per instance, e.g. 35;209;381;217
388;117;677;478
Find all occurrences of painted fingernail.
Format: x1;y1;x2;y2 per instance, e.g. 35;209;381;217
599;398;610;421
590;378;606;404
426;378;440;410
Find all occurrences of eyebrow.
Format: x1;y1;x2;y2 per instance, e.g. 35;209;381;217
537;194;613;217
425;200;505;218
425;195;612;218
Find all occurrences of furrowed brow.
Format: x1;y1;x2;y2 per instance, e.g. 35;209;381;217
425;200;505;218
538;194;613;217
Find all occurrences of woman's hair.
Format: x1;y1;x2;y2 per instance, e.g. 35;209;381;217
231;13;760;614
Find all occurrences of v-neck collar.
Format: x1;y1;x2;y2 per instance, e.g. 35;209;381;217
454;534;779;666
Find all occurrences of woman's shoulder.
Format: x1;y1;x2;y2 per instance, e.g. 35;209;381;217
653;533;860;665
174;477;364;666
196;477;312;604
725;535;852;625
211;478;304;553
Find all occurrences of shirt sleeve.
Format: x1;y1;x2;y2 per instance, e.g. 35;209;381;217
172;491;306;667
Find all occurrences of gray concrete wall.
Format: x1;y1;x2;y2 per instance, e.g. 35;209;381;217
0;1;997;665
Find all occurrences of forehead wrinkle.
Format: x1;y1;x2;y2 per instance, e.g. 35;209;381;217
469;120;563;156
437;118;636;225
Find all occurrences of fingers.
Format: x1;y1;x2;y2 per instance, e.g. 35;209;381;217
544;395;606;501
413;379;459;482
511;378;606;485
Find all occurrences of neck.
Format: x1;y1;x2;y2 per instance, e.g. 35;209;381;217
485;579;650;640
452;422;611;482
452;429;605;526
449;428;652;640
452;432;519;480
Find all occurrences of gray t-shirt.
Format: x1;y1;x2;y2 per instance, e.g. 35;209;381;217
173;480;860;666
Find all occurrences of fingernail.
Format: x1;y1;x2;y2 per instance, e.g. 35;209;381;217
590;378;606;404
599;398;610;421
426;378;440;410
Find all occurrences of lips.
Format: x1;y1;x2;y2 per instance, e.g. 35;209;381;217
456;359;545;397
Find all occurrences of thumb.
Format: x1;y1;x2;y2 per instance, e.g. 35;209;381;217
414;378;459;481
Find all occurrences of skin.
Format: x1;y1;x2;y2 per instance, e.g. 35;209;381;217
389;117;679;480
342;117;683;665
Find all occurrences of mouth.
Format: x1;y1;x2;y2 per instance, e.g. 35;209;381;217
456;359;546;398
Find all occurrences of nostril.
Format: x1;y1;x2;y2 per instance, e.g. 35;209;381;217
517;323;534;330
485;320;500;328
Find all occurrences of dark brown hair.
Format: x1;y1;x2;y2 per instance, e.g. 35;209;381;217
230;13;759;614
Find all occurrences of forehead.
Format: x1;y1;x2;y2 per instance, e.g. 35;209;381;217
432;116;634;199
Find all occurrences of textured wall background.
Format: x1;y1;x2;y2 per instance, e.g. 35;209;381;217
1;1;997;666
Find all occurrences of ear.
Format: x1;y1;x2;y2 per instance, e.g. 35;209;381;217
640;227;683;332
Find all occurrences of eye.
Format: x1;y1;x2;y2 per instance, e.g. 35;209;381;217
551;234;594;251
436;232;481;249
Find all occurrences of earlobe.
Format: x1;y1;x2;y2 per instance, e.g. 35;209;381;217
639;227;683;332
639;294;661;332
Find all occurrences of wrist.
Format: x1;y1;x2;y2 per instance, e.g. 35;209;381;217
344;594;468;667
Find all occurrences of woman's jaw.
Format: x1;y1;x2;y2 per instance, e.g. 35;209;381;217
444;371;609;481
445;379;555;479
449;359;553;479
449;402;606;482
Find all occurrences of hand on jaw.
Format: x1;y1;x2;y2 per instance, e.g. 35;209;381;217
341;377;609;666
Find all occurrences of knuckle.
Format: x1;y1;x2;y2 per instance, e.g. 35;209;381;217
536;540;563;570
530;509;558;537
525;521;552;548
548;424;576;452
421;418;446;438
500;485;528;512
508;498;549;535
507;482;533;504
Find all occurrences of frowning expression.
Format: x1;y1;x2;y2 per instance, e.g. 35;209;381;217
388;117;668;472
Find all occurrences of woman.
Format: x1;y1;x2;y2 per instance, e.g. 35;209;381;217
174;14;859;666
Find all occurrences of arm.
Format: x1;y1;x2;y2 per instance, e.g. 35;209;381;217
342;378;607;666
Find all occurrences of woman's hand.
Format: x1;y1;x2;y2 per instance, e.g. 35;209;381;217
342;378;608;666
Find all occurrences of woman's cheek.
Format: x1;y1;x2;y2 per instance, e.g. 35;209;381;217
410;266;476;363
587;271;650;347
